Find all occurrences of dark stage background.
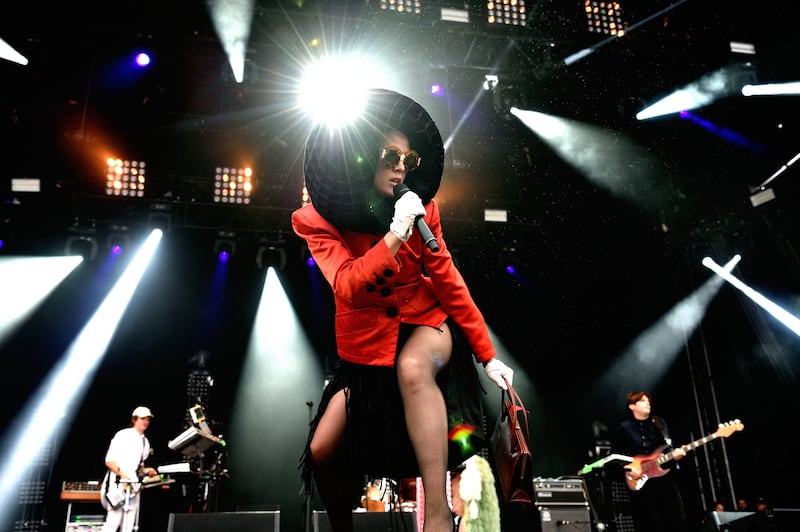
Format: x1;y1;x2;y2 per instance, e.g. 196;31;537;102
2;1;799;531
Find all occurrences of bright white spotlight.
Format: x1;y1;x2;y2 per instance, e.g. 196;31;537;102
0;36;28;66
703;255;800;336
208;0;254;83
637;64;754;120
0;257;82;345
134;52;151;67
298;55;389;128
742;81;800;96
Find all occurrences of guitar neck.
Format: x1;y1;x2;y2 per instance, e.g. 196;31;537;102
655;432;719;465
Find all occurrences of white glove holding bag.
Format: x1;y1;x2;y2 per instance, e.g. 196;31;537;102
484;358;514;390
390;189;425;242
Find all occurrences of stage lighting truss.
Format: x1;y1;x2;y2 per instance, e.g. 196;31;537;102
584;0;626;37
214;167;252;205
106;158;146;198
486;0;528;27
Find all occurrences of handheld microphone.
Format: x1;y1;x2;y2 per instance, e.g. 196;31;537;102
393;183;439;251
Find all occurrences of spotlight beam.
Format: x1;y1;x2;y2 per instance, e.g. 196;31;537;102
0;257;82;346
595;255;740;396
0;36;28;66
208;0;255;83
754;150;800;190
702;256;800;336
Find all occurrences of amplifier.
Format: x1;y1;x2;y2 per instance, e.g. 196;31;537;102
539;506;591;532
534;477;589;507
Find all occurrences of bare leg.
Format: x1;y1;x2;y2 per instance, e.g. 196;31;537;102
309;389;354;532
396;323;454;532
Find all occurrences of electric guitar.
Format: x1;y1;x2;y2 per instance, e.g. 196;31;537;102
100;472;143;510
625;419;744;491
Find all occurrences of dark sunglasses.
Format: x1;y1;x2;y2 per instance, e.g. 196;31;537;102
380;146;421;172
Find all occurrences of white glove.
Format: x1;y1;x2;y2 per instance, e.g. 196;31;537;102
484;358;514;390
390;190;425;242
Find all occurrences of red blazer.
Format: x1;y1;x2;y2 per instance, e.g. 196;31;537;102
291;199;496;367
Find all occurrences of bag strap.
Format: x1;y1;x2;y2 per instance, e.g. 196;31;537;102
501;378;531;440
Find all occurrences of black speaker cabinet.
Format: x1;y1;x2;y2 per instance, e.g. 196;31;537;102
538;506;591;532
313;510;417;531
167;511;280;532
773;508;800;531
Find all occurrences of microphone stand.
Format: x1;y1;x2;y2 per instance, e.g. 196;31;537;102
304;400;314;532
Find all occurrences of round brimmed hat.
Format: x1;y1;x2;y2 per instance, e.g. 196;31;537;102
302;88;445;232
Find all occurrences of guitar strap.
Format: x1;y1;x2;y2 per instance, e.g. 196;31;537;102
139;435;146;473
651;416;671;446
651;416;680;470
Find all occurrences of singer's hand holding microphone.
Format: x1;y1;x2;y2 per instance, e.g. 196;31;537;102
392;183;440;251
390;185;425;242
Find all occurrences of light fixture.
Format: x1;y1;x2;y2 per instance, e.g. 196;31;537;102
0;221;11;252
148;203;172;232
11;178;40;193
486;0;527;27
499;245;518;275
107;225;131;256
134;51;152;67
256;239;287;271
379;0;422;15
492;81;527;119
749;188;775;207
214;167;253;204
484;209;508;222
441;7;469;23
65;220;98;261
214;231;237;261
300;245;315;268
65;235;98;261
106;158;146;198
584;0;626;37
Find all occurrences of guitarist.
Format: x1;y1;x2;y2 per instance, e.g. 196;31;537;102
611;391;687;532
100;406;159;532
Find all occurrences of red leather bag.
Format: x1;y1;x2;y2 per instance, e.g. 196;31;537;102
490;379;534;503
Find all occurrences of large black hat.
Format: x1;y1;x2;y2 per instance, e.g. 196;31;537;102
302;88;444;232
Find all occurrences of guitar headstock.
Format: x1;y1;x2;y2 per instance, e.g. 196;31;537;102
715;419;744;438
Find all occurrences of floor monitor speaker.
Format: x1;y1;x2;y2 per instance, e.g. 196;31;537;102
167;510;280;532
313;510;417;531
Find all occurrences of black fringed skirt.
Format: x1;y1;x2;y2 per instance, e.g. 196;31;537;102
300;319;488;504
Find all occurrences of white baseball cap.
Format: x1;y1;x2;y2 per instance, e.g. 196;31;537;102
132;406;154;418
